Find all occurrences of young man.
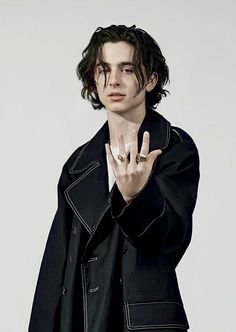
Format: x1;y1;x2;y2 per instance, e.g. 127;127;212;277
29;25;200;332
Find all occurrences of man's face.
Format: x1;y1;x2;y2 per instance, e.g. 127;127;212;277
94;41;153;115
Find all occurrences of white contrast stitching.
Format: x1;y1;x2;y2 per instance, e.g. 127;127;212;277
69;142;91;174
125;302;187;330
128;301;184;306
136;200;166;238
64;163;100;234
81;263;88;332
172;128;183;143
163;121;171;149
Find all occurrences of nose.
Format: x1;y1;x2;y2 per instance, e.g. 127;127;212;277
108;69;120;87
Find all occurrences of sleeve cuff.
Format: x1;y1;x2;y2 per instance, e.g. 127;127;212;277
110;173;166;238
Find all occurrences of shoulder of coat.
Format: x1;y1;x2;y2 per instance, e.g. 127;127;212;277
171;126;197;147
61;140;91;172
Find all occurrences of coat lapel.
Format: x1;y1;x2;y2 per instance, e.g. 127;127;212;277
64;108;171;234
136;107;171;152
64;121;111;234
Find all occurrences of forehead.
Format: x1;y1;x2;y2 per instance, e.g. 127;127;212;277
96;41;135;64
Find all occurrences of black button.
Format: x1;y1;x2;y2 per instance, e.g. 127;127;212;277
122;245;127;254
91;225;96;233
89;286;99;293
87;257;98;263
62;287;67;296
69;255;72;262
72;226;77;234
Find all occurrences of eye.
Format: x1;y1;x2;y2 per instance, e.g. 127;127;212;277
98;67;109;74
121;67;133;74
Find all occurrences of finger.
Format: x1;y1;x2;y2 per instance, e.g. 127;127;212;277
130;129;138;164
148;149;162;164
105;143;118;173
117;134;128;164
140;131;150;156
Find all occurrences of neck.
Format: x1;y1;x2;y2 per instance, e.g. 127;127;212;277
106;105;146;147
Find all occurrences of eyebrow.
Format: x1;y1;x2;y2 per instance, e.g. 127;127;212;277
96;61;134;67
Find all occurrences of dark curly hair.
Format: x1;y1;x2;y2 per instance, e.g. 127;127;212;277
76;24;170;110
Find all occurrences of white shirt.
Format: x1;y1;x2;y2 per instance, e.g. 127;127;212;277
106;143;131;191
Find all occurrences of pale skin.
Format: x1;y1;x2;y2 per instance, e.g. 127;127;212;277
94;41;162;202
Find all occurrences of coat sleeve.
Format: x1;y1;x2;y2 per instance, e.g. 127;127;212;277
110;129;200;266
28;164;73;332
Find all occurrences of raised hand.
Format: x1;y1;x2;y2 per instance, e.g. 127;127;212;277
105;130;162;202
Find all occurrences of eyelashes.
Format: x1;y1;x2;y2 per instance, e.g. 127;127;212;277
98;67;134;74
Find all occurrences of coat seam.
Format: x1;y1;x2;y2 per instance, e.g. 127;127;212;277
69;142;90;174
125;302;187;330
162;121;171;149
81;263;88;332
64;163;100;234
136;200;166;238
172;128;183;143
127;300;183;306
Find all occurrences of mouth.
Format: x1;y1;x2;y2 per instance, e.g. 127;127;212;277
108;94;125;101
108;93;125;97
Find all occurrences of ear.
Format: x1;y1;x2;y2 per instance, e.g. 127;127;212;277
146;72;158;92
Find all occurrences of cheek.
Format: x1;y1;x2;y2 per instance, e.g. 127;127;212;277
128;77;140;92
95;79;104;93
96;82;107;97
96;87;106;103
95;72;108;85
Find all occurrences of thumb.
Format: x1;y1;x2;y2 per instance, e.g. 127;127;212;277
149;149;162;162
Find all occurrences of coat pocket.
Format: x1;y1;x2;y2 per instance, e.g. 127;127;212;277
124;301;189;330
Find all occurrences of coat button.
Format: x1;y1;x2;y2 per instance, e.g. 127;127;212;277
122;245;127;254
69;255;72;262
89;286;99;293
72;226;77;234
87;256;98;263
62;287;67;296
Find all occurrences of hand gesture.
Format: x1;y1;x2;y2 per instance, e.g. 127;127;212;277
105;130;162;202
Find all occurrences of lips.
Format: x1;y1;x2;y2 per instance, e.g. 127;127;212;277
108;92;125;96
108;94;125;101
107;92;125;102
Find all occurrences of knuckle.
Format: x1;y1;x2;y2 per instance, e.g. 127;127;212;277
117;171;126;179
128;169;137;177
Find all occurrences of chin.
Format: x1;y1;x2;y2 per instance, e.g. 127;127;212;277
106;104;126;113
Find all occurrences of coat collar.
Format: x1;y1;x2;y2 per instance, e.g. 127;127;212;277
64;108;171;235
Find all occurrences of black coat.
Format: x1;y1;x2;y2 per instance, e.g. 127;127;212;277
29;108;200;332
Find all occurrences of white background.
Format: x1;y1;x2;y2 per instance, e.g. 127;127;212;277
0;0;235;331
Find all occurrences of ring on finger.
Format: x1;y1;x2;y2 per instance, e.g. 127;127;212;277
136;153;147;163
117;153;127;162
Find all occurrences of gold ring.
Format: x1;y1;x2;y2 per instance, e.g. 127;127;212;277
136;153;147;163
117;153;127;162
